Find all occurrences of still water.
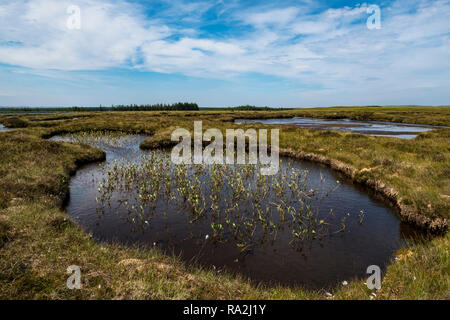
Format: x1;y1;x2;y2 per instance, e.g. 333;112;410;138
51;134;416;289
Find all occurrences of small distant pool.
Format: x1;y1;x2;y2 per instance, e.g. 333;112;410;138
0;124;11;132
235;117;447;139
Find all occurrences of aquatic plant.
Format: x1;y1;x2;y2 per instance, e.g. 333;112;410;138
91;144;360;254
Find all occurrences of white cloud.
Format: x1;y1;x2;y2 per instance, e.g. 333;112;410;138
246;7;300;27
0;0;169;70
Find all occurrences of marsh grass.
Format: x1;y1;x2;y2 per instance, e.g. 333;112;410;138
52;130;143;149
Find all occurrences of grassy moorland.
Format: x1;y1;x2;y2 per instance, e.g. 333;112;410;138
0;106;448;299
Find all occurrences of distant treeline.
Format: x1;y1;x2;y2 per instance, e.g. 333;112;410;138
0;102;199;113
107;102;199;111
228;105;291;111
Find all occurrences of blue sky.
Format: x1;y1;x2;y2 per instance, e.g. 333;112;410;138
0;0;449;108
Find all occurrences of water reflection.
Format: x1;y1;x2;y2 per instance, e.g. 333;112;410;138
0;124;11;132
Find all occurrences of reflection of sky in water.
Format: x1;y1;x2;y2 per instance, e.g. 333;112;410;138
235;117;448;139
0;124;12;132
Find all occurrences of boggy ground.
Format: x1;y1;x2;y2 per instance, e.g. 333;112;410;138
0;106;448;299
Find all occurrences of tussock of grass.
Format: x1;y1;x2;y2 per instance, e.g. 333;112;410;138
2;117;29;128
